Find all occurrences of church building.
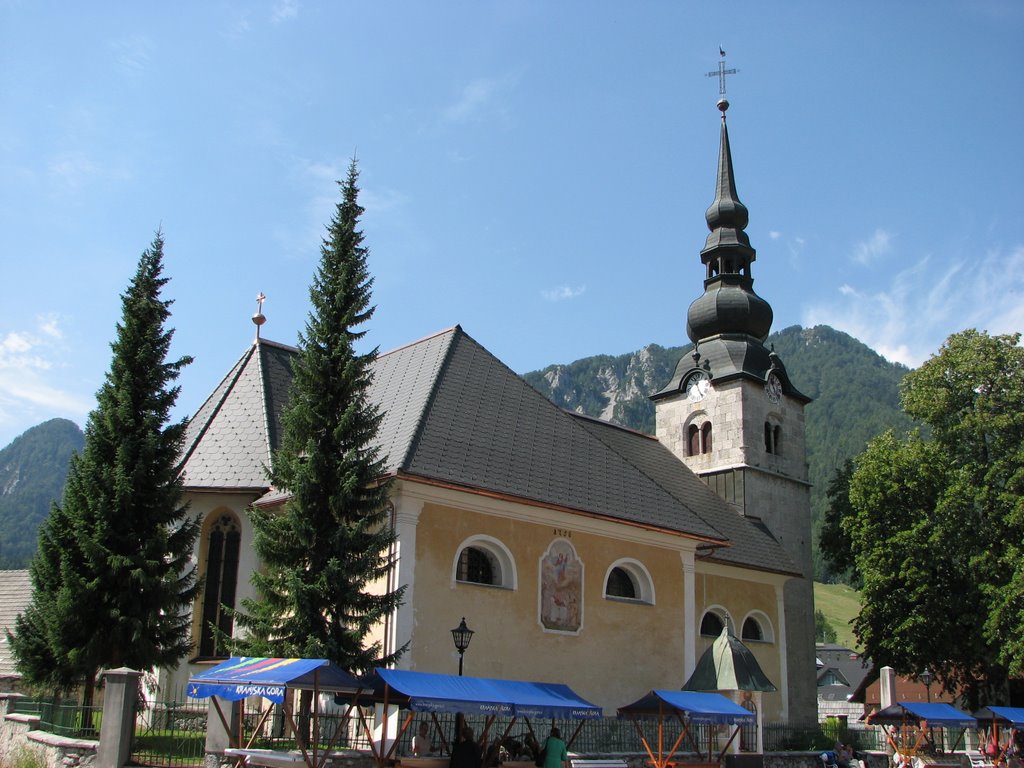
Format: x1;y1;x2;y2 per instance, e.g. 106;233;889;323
163;95;817;725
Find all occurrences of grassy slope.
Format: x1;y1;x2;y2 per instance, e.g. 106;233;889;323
814;582;862;651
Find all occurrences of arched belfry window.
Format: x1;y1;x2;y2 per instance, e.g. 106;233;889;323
688;421;713;456
688;424;700;457
765;422;782;455
198;512;241;658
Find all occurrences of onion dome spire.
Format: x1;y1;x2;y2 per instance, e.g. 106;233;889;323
704;99;750;248
686;98;773;344
653;61;808;405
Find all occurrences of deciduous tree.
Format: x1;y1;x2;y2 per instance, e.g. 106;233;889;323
834;330;1023;707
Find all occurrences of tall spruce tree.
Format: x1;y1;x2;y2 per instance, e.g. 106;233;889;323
233;161;405;674
8;232;198;704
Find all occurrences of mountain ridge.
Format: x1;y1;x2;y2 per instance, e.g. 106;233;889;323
0;418;84;569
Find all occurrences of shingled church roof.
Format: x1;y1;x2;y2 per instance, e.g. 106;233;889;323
179;325;799;576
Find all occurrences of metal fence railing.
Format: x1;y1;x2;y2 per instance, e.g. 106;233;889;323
9;695;103;739
132;690;210;767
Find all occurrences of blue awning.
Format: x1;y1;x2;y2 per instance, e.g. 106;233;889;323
375;668;602;719
617;690;756;725
868;702;976;727
974;706;1024;726
187;657;362;704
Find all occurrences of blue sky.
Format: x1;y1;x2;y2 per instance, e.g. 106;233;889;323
1;1;1022;448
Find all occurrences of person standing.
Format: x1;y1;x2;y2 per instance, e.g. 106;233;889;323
543;727;568;768
450;725;482;768
413;721;433;757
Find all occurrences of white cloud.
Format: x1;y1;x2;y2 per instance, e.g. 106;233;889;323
272;158;409;259
48;152;99;188
769;231;782;240
852;228;894;266
45;149;132;191
110;34;153;74
541;285;586;302
1;332;33;355
0;316;93;443
803;244;1024;367
39;316;63;339
442;72;521;125
271;0;299;23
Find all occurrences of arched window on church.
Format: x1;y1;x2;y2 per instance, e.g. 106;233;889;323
742;616;764;641
603;559;655;604
741;611;774;643
701;422;713;454
700;610;725;637
606;567;637;599
688;424;700;457
764;422;773;453
453;536;517;589
458;546;497;585
198;512;241;659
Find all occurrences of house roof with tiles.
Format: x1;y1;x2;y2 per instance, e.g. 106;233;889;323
0;569;32;680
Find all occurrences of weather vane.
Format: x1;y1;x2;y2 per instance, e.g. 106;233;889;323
706;47;738;97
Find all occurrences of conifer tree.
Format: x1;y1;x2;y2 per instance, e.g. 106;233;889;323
8;232;198;704
233;161;405;674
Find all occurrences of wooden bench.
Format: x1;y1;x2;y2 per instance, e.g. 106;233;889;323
570;759;629;768
224;748;308;768
966;752;996;768
397;759;449;768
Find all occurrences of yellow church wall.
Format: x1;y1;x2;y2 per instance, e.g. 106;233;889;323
694;568;785;719
405;498;693;712
162;484;793;723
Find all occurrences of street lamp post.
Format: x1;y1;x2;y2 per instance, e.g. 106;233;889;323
451;617;474;676
921;668;933;703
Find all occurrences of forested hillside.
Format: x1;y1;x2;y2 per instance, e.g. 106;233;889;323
524;324;914;581
0;418;83;568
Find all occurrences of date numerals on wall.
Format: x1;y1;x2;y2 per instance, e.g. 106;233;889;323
552;528;572;538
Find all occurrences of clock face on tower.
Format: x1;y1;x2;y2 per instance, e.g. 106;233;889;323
765;372;783;403
684;370;712;403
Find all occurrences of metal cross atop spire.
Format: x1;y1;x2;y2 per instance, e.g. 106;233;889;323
706;48;738;97
252;292;267;339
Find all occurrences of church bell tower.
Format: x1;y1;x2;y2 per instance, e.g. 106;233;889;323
651;89;817;724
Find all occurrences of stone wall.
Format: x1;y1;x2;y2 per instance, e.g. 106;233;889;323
0;694;97;768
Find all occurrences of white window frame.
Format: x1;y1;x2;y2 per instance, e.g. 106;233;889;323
452;534;517;589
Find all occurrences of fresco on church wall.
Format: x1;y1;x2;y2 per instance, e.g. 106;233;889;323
539;539;582;632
